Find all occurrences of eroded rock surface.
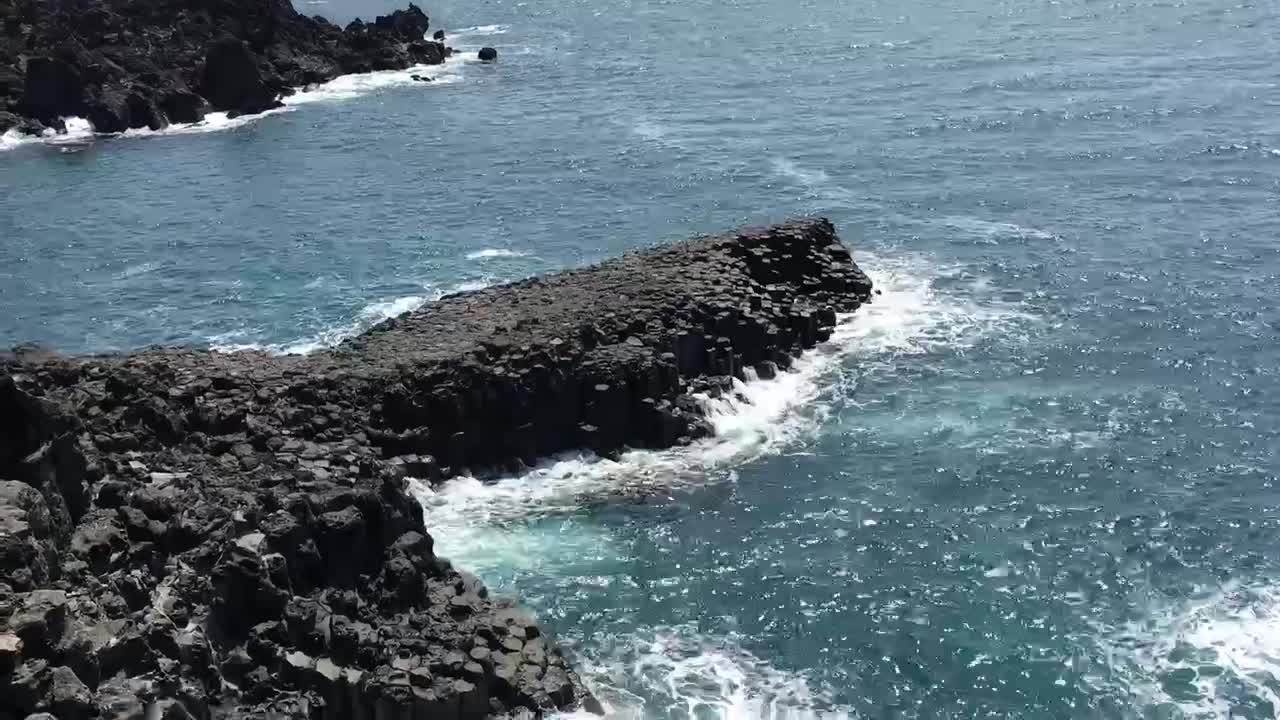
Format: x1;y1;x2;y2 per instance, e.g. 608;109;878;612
0;218;872;718
0;0;451;136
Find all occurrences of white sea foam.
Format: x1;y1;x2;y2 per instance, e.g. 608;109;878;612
1109;582;1280;719
466;248;530;260
570;628;851;720
283;52;468;106
939;216;1058;242
771;157;856;204
211;279;492;355
451;24;510;36
405;254;1030;719
412;253;1031;561
1;116;95;152
3;32;477;152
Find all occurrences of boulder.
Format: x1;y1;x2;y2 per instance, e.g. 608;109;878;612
0;111;48;137
373;4;430;41
159;90;208;125
478;47;498;62
199;38;280;115
408;40;447;65
47;665;94;720
19;56;84;122
0;480;57;589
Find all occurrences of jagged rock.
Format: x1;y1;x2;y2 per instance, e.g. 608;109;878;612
0;219;871;719
46;665;94;719
0;480;57;589
0;632;22;673
159;90;207;125
1;0;455;132
200;38;281;116
9;590;68;658
0;111;48;136
19;56;84;122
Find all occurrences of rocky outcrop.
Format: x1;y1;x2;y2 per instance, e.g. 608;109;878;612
0;0;451;136
0;218;873;718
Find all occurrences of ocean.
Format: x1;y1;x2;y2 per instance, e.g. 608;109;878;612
3;0;1280;717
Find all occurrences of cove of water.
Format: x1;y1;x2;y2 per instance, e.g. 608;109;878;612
4;0;1280;717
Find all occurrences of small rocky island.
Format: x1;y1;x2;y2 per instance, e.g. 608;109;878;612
0;0;453;136
0;219;873;718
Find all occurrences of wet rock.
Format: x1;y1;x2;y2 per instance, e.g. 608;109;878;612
0;219;871;719
1;0;455;132
19;57;84;122
200;38;281;116
159;90;208;125
478;47;498;62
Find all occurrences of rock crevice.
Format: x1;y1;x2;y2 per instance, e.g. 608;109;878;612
0;218;872;718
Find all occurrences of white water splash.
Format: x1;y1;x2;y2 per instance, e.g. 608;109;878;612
283;53;468;106
412;252;1031;554
573;628;851;720
466;248;530;260
2;31;481;152
1;117;95;152
406;253;1030;719
1111;582;1280;719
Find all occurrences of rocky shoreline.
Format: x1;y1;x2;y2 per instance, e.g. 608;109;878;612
1;0;455;137
0;219;873;718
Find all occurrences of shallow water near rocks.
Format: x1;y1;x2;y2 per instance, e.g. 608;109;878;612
4;0;1280;717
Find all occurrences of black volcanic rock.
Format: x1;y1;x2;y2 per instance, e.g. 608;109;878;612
200;37;282;116
479;47;498;62
1;0;451;134
0;219;872;718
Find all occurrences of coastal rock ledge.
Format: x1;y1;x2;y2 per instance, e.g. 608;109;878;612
0;219;872;718
0;0;450;136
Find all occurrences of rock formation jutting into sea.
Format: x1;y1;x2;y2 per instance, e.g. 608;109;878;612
0;0;454;136
0;218;873;718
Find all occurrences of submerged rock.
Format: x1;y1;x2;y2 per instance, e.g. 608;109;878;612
0;219;872;718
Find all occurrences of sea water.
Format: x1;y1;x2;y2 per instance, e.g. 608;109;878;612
3;0;1280;717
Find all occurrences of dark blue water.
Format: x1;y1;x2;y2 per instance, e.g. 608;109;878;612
5;0;1280;717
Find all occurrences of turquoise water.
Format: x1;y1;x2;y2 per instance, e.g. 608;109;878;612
4;0;1280;717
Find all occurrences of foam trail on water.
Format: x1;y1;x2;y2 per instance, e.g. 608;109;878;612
123;107;294;139
1108;582;1280;719
770;157;856;204
3;33;479;151
466;248;530;260
451;24;511;36
568;628;851;720
283;52;469;106
939;215;1058;242
210;279;493;355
